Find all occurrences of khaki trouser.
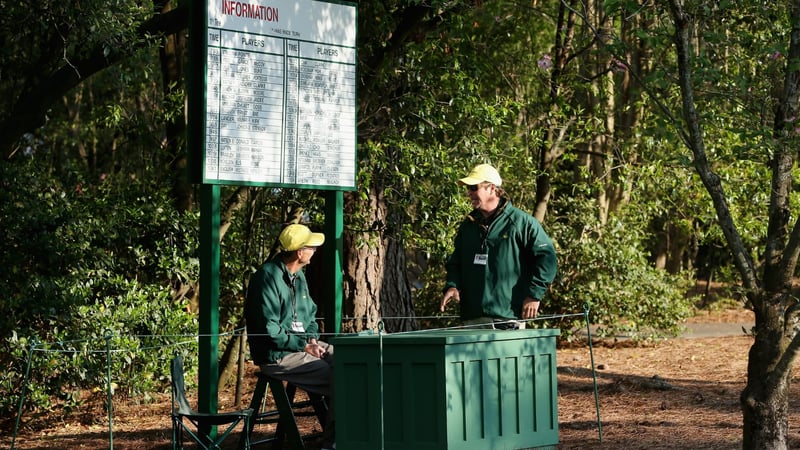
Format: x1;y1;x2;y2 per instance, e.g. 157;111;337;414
463;317;527;330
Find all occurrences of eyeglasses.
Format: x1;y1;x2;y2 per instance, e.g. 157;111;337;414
466;184;480;192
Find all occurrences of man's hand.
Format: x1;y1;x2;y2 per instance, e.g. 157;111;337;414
521;297;540;319
440;287;460;312
304;338;326;358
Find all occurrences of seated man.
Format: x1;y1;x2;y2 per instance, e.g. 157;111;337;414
244;223;335;449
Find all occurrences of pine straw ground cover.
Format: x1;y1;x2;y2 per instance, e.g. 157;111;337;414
6;308;800;450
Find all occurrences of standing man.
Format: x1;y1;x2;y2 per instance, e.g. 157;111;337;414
244;223;335;449
440;164;557;329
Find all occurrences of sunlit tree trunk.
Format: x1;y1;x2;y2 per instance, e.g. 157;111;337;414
379;208;417;332
341;185;415;333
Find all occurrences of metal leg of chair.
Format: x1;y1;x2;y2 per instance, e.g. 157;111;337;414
241;414;252;450
172;416;180;450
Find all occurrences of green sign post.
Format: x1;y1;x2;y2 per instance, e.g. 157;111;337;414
323;190;344;334
188;0;357;418
198;185;221;414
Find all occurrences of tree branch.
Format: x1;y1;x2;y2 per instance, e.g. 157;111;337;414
359;2;470;111
2;7;189;159
768;327;800;387
666;0;760;292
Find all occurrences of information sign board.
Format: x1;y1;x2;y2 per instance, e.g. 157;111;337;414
201;0;357;189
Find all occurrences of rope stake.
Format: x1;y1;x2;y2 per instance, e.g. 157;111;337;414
104;330;115;450
583;304;603;443
11;338;37;450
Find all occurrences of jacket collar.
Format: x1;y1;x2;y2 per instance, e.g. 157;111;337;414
467;197;509;225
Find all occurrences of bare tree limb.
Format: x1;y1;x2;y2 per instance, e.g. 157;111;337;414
2;6;189;159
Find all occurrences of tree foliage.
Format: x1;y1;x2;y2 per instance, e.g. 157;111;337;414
593;0;800;446
0;0;753;433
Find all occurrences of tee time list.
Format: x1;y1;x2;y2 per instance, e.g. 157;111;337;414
204;0;357;189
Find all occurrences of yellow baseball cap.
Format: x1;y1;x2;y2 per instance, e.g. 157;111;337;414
458;164;502;186
278;224;325;251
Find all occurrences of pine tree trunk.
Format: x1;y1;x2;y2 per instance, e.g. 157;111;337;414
379;215;417;333
341;185;416;333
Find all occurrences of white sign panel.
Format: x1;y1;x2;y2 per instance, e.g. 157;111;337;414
203;0;357;189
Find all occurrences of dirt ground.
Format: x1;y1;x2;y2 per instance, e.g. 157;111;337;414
6;308;800;450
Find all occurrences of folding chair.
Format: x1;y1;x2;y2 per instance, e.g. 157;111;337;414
171;355;254;450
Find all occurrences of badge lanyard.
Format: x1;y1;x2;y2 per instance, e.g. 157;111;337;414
474;223;489;266
289;274;305;333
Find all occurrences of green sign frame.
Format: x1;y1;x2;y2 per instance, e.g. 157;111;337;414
190;0;358;190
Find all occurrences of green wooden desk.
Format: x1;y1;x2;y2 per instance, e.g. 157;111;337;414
333;328;560;450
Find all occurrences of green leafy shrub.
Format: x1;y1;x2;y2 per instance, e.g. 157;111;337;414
0;158;198;421
546;196;695;341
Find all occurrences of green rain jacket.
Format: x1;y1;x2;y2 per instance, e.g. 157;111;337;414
245;259;320;365
445;199;557;320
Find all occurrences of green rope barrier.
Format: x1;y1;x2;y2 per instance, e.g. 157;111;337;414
10;319;596;448
11;338;37;450
104;330;114;450
583;303;603;443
